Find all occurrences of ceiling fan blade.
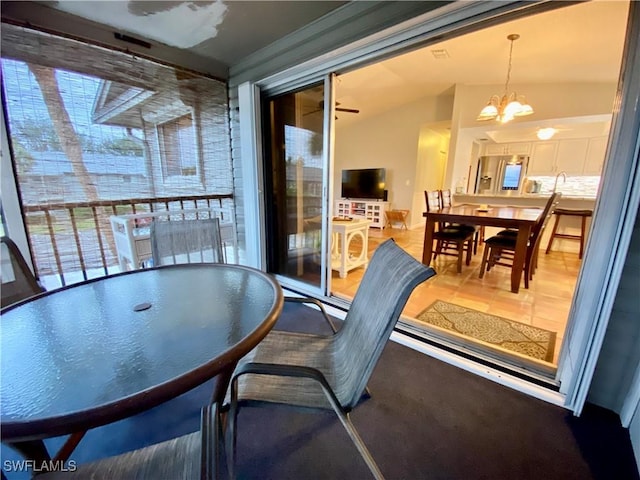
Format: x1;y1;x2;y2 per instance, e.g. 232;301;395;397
336;107;360;114
318;100;359;114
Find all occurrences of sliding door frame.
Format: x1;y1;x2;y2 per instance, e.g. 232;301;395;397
235;1;640;414
253;75;337;297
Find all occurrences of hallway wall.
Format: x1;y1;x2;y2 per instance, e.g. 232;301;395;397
334;94;453;227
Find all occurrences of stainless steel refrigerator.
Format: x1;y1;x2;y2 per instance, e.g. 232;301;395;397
474;155;529;195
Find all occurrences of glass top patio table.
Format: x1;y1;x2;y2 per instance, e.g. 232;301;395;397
0;263;283;444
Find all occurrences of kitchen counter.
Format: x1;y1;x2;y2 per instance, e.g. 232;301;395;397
453;193;596;209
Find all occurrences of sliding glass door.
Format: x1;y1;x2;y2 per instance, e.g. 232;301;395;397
262;78;335;294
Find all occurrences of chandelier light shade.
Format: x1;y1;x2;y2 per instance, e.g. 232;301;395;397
477;34;534;124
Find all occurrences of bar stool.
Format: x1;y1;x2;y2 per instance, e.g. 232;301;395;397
545;208;593;259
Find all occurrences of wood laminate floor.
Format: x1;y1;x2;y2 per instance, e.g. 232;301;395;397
330;225;582;367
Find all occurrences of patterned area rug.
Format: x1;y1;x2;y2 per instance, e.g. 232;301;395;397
417;300;556;362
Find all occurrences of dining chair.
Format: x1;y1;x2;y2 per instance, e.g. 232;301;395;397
150;218;224;266
225;239;436;479
37;404;219;480
1;236;45;308
479;193;562;288
424;189;441;213
439;189;480;253
424;190;475;273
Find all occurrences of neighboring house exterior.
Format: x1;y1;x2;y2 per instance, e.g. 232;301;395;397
20;152;149;204
91;77;233;197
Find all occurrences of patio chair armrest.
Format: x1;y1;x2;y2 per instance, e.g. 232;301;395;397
284;296;339;333
231;362;345;413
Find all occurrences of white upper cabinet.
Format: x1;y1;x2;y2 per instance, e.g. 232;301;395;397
528;137;607;176
484;142;531;155
555;138;589;175
528;141;558;176
583;137;609;175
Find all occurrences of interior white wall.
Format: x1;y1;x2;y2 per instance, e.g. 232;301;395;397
413;126;449;227
334;81;617;226
334;94;453;227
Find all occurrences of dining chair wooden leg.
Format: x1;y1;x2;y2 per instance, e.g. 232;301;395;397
465;239;472;266
531;248;540;278
479;243;492;278
434;240;442;260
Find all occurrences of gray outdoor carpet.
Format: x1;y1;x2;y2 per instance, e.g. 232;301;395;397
3;301;637;479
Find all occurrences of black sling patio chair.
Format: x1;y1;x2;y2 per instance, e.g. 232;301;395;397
37;404;219;480
225;239;436;479
1;236;45;308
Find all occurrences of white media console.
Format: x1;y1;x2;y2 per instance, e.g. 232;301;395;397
334;199;389;229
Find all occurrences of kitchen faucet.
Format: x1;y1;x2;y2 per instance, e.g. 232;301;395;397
553;171;567;192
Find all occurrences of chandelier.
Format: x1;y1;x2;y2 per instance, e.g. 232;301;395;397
477;34;533;124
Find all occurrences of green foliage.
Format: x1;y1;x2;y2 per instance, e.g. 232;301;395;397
12;117;60;151
99;137;144;156
12;142;35;174
309;131;323;156
11;116;143;156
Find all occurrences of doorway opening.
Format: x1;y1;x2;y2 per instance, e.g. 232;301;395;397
324;0;629;379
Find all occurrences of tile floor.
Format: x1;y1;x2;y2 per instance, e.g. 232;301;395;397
330;225;582;367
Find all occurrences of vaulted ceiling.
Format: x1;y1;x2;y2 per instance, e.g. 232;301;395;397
334;1;629;128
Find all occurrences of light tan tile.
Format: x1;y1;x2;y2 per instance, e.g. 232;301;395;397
330;226;581;368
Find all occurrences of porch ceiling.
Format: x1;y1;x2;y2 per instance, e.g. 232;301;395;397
1;1;630;131
1;1;347;78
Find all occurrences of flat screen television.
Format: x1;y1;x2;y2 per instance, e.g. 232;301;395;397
341;168;386;200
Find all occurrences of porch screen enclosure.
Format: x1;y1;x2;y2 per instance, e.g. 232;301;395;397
1;24;234;287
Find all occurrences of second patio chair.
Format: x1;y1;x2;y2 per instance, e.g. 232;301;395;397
225;239;436;479
150;218;224;266
1;236;45;308
37;404;220;480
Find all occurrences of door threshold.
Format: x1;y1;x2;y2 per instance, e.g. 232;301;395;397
391;327;566;408
396;319;560;391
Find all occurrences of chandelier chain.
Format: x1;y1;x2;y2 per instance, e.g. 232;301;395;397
504;37;515;96
477;33;531;123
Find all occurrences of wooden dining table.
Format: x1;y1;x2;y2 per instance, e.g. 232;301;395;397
422;204;543;293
